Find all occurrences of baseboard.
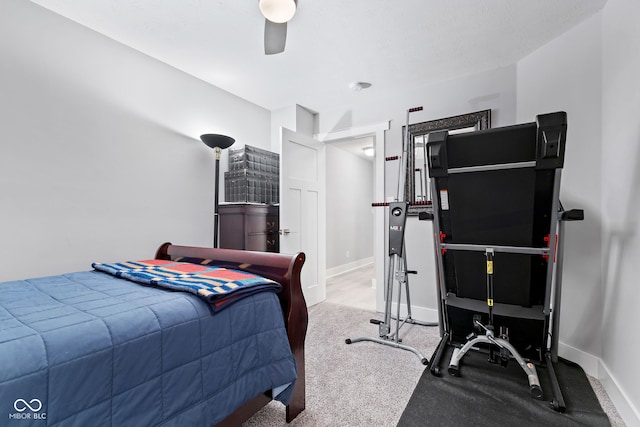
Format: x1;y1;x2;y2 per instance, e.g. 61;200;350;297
558;341;600;377
326;257;373;279
558;342;639;426
598;359;640;426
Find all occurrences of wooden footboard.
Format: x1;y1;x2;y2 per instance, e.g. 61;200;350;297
154;243;308;424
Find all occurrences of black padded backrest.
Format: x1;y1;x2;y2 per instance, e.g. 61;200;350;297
447;123;537;169
427;112;566;307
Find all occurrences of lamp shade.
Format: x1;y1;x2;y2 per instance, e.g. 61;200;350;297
200;134;235;150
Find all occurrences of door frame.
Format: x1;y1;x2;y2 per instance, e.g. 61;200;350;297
316;121;390;312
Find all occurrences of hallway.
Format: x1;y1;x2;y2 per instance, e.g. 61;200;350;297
325;264;375;311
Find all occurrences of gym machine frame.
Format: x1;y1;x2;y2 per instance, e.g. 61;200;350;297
425;112;583;411
346;106;436;364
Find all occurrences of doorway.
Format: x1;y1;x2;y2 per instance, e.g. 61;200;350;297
319;120;389;312
324;136;376;311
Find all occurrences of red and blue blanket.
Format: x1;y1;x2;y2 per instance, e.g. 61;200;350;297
92;259;281;312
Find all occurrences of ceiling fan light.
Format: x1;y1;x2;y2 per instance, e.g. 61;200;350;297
259;0;296;23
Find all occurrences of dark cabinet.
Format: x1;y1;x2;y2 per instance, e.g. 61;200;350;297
218;204;279;253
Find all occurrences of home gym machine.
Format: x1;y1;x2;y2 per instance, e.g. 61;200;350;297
425;112;583;411
346;106;437;365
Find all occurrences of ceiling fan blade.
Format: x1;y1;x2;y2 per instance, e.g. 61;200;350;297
264;19;287;55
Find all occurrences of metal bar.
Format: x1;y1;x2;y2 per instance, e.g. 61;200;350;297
213;153;221;247
423;140;431;202
551;219;566;362
382;255;395;336
346;335;428;364
486;249;495;325
395;259;402;341
447;161;536;174
440;243;549;255
396;109;411;201
430;178;449;336
403;248;413;318
545;352;567;412
543;169;563;314
428;332;450;376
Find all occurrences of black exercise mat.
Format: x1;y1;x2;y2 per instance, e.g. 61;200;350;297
398;346;610;427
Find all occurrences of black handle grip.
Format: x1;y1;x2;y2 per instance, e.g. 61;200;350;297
419;212;434;221
561;209;584;221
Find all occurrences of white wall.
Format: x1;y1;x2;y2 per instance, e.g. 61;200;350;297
601;0;640;423
270;105;317;153
0;0;271;281
325;144;373;271
516;12;603;363
517;4;639;424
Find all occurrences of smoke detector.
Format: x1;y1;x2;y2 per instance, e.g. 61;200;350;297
349;81;372;91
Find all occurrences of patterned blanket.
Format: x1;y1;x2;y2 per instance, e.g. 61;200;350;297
92;259;281;312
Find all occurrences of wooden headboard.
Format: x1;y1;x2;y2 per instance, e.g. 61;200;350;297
154;243;307;424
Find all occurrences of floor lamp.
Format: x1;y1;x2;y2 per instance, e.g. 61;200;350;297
200;134;235;247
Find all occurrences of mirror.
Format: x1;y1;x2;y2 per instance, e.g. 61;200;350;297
403;109;491;214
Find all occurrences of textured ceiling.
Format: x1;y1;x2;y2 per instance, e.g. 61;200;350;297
29;0;607;112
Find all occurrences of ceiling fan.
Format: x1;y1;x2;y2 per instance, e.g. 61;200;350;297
259;0;298;55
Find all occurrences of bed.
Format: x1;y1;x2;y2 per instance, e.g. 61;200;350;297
0;242;307;426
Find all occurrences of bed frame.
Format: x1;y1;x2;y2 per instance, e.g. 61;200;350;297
155;242;308;425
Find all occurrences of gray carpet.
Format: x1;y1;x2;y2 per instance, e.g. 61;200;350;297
243;302;624;426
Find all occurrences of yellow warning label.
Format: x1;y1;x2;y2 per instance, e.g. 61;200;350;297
487;260;493;274
487;298;494;307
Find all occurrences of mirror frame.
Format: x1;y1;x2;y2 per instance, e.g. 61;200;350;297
403;109;491;214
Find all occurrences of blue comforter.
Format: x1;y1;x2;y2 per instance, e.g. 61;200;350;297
0;270;297;426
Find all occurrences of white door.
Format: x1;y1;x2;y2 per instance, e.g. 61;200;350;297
280;127;326;307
